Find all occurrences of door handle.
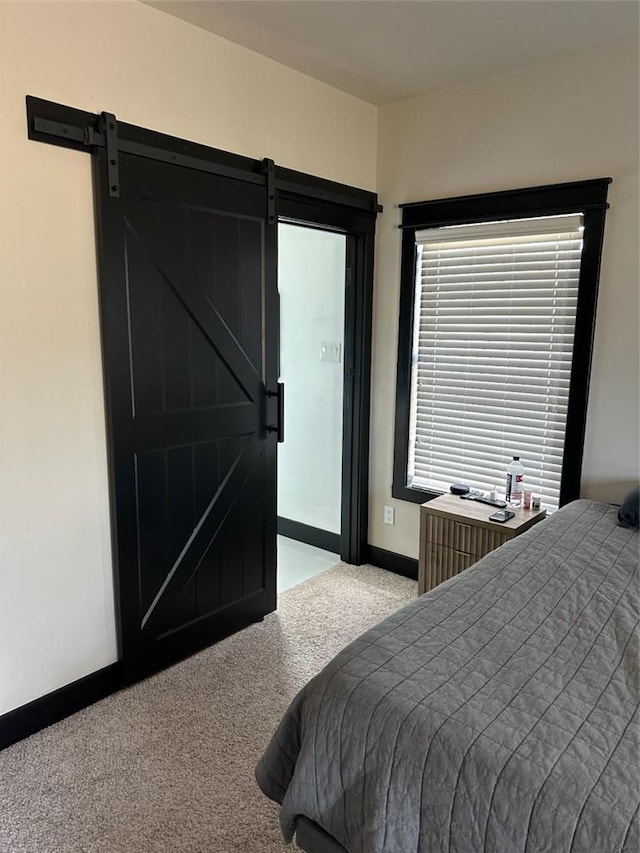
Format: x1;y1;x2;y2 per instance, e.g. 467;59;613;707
267;382;284;443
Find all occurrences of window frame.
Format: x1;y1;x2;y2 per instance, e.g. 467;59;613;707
392;178;611;506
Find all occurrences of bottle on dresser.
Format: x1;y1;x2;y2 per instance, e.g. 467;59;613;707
505;456;524;507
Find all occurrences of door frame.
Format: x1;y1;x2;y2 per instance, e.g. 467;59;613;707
276;200;376;566
25;95;378;580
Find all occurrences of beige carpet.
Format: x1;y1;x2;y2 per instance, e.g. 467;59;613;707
0;563;416;853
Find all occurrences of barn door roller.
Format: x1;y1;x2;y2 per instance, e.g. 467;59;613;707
262;158;276;225
32;110;120;198
101;112;120;198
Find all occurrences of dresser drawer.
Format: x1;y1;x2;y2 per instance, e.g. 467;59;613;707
421;543;473;593
425;513;509;557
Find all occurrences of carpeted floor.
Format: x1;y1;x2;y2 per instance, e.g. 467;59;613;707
0;563;416;853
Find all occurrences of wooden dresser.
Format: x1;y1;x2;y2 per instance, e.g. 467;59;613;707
419;493;546;595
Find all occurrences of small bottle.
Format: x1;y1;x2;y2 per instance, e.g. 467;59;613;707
505;456;524;507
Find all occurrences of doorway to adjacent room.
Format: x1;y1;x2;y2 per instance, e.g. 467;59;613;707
277;224;346;590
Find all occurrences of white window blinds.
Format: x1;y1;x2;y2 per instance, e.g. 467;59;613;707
408;213;584;511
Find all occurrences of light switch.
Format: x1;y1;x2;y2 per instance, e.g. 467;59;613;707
320;342;342;363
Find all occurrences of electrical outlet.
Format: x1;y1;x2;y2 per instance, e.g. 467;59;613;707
384;505;395;525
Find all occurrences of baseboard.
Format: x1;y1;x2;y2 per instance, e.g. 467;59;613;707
0;543;414;750
0;662;123;750
278;517;341;555
364;545;418;580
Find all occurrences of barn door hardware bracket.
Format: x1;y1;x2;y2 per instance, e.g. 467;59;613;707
262;158;276;225
100;112;120;198
31;115;103;147
30;108;119;199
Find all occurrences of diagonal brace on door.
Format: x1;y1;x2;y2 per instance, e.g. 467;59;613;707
122;197;263;404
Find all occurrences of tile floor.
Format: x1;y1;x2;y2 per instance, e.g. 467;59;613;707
277;535;340;593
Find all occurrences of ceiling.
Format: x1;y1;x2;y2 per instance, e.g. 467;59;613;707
146;0;639;105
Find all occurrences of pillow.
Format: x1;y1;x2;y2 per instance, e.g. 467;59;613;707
617;486;640;529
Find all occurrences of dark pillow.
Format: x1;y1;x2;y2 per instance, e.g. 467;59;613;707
618;486;640;529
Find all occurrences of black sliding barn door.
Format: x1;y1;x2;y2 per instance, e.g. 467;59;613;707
26;97;380;686
94;149;278;682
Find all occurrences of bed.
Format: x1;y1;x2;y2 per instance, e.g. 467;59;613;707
256;499;639;852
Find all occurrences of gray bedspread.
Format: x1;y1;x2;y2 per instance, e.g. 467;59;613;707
256;500;639;852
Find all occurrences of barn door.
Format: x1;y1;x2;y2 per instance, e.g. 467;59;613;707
26;97;380;687
94;147;278;683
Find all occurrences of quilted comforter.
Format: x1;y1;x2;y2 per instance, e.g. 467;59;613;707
256;500;639;852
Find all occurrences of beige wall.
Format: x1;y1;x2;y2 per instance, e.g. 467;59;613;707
371;40;640;557
0;0;376;714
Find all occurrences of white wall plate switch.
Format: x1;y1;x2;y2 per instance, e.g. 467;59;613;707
320;342;342;363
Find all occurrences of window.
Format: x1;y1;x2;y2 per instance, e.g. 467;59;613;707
393;180;611;509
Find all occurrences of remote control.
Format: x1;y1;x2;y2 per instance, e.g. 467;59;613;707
459;491;508;508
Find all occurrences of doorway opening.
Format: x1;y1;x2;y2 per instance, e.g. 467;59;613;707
277;223;346;591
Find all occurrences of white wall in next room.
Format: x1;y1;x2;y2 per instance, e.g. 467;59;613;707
278;224;346;535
